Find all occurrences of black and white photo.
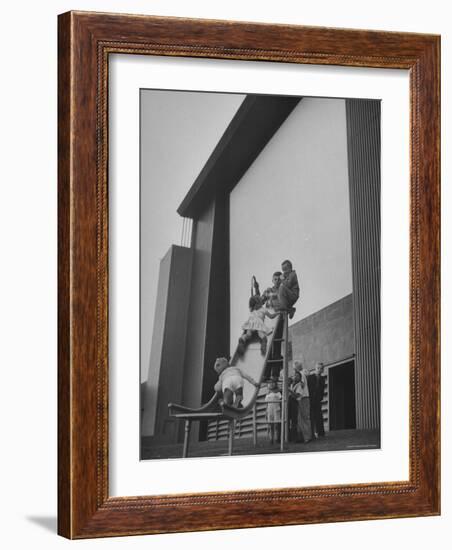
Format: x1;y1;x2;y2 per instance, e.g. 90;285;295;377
139;90;381;460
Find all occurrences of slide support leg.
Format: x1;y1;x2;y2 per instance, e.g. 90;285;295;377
182;420;191;458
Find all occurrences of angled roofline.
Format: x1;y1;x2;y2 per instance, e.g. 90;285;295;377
177;94;302;219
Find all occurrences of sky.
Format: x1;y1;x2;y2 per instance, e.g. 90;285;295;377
140;90;245;381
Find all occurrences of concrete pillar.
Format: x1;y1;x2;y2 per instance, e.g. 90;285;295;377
181;193;231;442
346;99;381;430
141;245;193;442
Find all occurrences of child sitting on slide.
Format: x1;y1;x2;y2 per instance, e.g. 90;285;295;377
238;295;278;356
278;259;300;319
213;357;259;408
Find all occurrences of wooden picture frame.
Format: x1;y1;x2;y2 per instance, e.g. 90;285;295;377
58;11;440;539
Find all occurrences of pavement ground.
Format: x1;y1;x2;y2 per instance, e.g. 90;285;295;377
141;428;380;460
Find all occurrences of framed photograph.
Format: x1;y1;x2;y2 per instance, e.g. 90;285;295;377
58;11;440;538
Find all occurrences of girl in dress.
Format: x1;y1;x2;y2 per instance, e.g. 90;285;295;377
265;379;282;444
237;295;278;356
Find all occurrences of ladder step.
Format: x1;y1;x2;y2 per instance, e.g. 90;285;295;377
272;338;285;343
267;359;283;364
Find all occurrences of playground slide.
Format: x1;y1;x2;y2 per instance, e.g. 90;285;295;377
230;313;281;395
167;390;221;416
168;311;283;420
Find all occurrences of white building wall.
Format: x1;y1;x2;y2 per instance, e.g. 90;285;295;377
230;97;352;355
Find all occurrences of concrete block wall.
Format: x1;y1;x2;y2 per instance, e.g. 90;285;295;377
289;294;354;372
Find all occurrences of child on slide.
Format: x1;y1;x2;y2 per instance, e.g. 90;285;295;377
238;295;278;356
278;259;300;319
213;357;259;408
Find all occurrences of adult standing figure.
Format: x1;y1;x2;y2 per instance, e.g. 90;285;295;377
308;363;326;438
291;361;312;443
262;271;282;311
262;271;283;379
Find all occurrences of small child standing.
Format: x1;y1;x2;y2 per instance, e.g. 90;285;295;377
213;357;259;408
265;379;282;444
238;295;278;356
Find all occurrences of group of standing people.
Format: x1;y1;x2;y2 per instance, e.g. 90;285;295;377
264;361;326;446
288;361;326;443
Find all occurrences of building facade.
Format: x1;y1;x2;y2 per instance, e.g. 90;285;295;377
141;94;380;449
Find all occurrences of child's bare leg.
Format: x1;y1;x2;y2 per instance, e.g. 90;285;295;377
233;388;243;408
258;331;267;355
238;330;253;356
223;388;233;406
275;423;281;443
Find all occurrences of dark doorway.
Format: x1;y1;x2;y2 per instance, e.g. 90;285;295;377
329;360;356;430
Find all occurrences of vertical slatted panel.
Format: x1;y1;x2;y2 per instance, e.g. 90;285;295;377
180;217;193;248
207;393;269;441
346;99;381;430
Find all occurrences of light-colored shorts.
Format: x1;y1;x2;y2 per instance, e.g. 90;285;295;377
222;374;244;393
266;405;281;422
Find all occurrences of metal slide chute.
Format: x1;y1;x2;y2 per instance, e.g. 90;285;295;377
220;312;282;419
167;275;290;457
167;315;289;457
168;312;281;418
168;391;222;416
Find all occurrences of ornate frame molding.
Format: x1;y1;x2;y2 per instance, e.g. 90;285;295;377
58;11;440;538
